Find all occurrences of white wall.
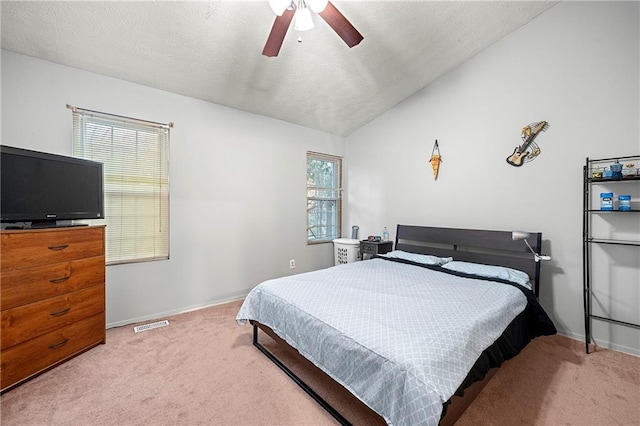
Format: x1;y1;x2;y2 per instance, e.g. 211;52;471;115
1;50;344;327
345;2;640;354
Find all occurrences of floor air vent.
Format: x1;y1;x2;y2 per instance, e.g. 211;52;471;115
133;320;169;333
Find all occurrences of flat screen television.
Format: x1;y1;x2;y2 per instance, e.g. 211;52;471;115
1;145;104;228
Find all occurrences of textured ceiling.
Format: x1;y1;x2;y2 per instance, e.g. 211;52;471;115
1;1;557;136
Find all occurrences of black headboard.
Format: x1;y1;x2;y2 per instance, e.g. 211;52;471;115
394;225;543;296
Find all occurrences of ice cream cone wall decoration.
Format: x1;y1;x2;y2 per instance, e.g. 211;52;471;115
430;140;441;180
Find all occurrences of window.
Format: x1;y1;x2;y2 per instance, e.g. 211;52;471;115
71;107;170;265
307;152;342;243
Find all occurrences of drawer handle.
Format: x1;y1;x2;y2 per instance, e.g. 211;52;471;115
50;275;71;284
48;244;69;251
49;338;70;350
50;307;71;317
49;275;71;284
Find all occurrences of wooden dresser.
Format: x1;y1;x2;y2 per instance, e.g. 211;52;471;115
1;225;106;392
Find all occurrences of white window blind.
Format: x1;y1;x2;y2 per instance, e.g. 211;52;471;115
307;152;342;243
71;107;170;265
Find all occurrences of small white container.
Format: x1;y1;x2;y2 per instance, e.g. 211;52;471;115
333;238;361;265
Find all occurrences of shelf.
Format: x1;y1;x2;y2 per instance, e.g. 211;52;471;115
590;315;640;330
583;155;640;354
587;155;640;164
586;238;640;246
587;209;640;213
588;176;640;183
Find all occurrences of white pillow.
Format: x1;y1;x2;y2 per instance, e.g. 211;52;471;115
441;261;532;289
379;250;453;266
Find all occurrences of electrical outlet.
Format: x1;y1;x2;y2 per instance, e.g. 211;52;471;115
289;259;296;269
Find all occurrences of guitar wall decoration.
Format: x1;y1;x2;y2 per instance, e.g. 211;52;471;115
506;121;549;167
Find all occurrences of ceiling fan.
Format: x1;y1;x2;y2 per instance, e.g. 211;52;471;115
263;0;364;57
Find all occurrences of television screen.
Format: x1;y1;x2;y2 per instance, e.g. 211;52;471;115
1;145;104;227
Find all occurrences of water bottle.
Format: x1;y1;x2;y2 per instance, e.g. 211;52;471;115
382;227;389;242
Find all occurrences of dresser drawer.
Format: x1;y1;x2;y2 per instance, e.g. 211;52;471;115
359;241;393;258
362;244;376;254
1;312;105;391
0;227;104;272
1;285;104;350
1;256;105;310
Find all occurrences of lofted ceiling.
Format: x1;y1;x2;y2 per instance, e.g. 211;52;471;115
1;1;557;136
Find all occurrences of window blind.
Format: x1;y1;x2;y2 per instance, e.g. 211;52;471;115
71;108;170;265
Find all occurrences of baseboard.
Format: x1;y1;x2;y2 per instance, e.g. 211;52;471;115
555;328;640;357
590;337;640;357
106;292;248;329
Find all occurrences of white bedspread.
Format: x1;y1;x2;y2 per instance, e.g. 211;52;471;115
236;258;528;425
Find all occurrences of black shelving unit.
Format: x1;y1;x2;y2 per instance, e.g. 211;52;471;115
583;155;640;354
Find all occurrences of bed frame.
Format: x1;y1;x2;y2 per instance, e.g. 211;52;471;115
251;224;543;425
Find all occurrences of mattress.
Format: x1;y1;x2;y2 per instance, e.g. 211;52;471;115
236;257;556;425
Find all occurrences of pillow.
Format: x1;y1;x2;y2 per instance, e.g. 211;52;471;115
441;261;532;289
379;250;453;266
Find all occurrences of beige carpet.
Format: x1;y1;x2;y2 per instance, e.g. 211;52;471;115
1;300;639;426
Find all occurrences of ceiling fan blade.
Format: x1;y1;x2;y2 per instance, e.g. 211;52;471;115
318;1;363;48
262;9;295;57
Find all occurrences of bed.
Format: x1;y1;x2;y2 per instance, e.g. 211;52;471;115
236;225;556;425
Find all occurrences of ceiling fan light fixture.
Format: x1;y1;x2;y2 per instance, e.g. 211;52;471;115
306;0;328;13
294;1;314;31
262;0;363;57
268;0;291;16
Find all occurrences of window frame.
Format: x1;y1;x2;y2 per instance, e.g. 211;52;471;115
306;151;343;244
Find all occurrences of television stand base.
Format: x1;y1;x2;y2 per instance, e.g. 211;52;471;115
29;221;89;229
2;221;90;230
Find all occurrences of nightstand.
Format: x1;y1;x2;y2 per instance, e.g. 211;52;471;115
360;240;393;259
